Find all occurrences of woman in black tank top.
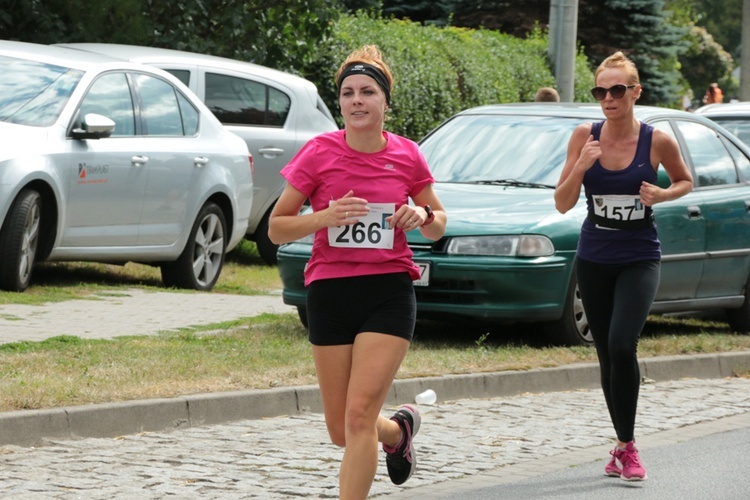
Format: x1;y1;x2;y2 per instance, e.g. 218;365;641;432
554;51;693;482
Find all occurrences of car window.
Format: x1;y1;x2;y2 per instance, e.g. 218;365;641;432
420;114;580;186
133;73;184;136
720;135;750;181
165;69;191;87
176;91;199;136
268;86;291;126
79;72;135;136
204;72;290;127
675;120;738;187
709;117;750;147
0;55;83;127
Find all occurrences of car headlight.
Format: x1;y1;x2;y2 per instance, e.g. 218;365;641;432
446;235;555;257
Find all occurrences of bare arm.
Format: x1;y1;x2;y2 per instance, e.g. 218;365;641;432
554;124;599;214
406;184;447;241
639;129;694;206
267;185;369;245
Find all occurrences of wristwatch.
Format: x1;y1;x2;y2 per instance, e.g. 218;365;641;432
423;205;435;226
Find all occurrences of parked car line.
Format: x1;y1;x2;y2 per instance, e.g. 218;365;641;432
57;43;338;264
0;41;253;292
276;103;750;345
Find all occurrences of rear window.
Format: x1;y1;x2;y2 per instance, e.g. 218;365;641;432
204;72;290;127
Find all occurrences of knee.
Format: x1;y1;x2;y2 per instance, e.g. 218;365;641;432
345;406;374;437
609;339;638;362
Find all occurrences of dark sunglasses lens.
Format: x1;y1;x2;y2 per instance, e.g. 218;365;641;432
591;87;607;100
609;84;627;99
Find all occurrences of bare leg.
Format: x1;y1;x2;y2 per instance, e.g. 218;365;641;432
313;332;409;500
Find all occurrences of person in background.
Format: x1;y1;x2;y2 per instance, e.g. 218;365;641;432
535;86;560;102
554;51;693;482
268;45;447;499
702;82;723;104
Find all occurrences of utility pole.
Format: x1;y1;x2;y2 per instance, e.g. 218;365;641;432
742;0;750;100
548;0;579;102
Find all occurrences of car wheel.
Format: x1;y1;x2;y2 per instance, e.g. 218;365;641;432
160;202;227;291
297;306;309;329
726;274;750;333
544;273;593;346
0;189;42;292
255;213;278;265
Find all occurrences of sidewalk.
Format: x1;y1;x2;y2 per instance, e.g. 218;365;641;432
0;288;296;343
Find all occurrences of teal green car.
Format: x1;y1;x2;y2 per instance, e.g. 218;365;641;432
277;103;750;345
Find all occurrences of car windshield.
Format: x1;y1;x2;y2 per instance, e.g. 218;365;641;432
419;113;584;187
0;55;84;126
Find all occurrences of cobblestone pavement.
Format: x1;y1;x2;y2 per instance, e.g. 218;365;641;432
0;377;748;499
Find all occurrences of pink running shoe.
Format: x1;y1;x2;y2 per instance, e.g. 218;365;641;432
619;441;647;481
604;448;622;477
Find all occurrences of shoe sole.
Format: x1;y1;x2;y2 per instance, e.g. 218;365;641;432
622;474;647;481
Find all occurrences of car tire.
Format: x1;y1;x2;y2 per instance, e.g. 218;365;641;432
297;306;309;329
544;272;593;346
726;275;750;333
160;202;227;291
255;213;278;266
0;189;42;292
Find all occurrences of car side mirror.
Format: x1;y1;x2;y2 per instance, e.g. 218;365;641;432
71;113;115;140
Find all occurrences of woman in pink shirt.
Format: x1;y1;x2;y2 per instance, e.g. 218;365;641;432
269;45;446;499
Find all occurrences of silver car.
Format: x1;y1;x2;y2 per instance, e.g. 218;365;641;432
694;102;750;147
59;43;339;264
0;41;253;292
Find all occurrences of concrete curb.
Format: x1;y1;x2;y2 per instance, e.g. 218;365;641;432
2;351;749;447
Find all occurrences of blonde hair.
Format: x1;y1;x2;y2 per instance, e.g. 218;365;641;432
335;45;395;93
595;51;640;85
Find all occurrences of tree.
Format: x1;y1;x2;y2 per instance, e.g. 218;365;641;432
0;0;341;76
582;0;688;106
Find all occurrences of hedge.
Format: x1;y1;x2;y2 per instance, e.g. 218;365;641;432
307;14;595;140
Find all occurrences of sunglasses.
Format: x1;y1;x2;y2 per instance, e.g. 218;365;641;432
590;84;636;101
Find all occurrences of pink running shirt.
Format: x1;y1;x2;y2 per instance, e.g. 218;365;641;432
281;129;434;286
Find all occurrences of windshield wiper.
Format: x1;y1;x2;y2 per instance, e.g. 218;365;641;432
475;179;555;189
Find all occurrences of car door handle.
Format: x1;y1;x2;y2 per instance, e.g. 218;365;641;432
258;147;284;158
131;155;149;167
194;157;209;167
687;205;701;218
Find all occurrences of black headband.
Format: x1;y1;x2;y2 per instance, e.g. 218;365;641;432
337;63;391;105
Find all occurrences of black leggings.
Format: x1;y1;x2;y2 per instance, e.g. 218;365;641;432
576;256;660;443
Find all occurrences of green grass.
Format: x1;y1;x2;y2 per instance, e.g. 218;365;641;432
1;308;749;412
0;240;749;412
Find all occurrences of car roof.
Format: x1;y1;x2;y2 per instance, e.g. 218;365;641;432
693;102;750;117
0;39;132;70
57;43;314;88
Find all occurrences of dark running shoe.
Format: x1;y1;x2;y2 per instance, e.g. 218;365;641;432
383;404;421;485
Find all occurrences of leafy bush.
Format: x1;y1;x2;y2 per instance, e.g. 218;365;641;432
308;13;595;140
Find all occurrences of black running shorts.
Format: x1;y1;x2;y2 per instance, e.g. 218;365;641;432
306;272;417;346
